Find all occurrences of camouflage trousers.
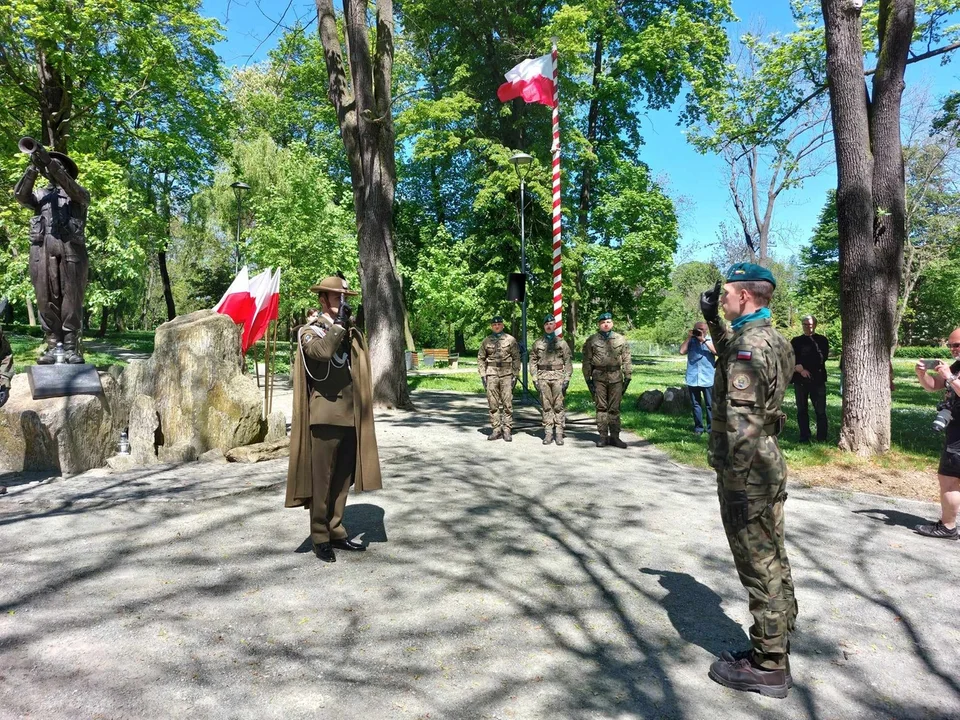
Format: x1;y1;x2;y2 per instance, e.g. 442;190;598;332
485;376;515;431
593;380;623;436
537;379;566;431
717;469;798;671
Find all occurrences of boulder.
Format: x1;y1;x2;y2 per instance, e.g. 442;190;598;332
226;437;290;463
636;389;664;412
0;373;127;475
199;448;228;463
121;310;264;459
128;393;160;466
661;386;691;415
265;411;288;441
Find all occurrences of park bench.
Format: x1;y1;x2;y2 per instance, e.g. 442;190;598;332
422;348;459;369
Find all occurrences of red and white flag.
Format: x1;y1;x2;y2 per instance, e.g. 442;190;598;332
497;53;556;108
213;266;254;327
241;269;273;352
245;268;281;351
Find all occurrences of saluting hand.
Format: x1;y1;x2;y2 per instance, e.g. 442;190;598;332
700;280;721;322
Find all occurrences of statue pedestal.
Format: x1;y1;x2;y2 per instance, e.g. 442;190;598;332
26;364;103;399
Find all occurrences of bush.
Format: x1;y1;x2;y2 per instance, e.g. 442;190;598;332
894;346;952;359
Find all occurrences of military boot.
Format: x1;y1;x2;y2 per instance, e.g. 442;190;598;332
609;429;628;449
720;649;793;689
502;428;513;442
488;428;503;441
36;338;57;365
542;427;553;445
708;656;789;699
63;333;84;364
555;429;564;446
596;433;609;448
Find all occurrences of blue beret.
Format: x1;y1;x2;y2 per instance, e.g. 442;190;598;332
598;312;613;321
542;313;556;325
491;315;504;323
726;262;776;288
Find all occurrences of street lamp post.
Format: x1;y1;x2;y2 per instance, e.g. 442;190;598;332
509;152;533;401
230;181;251;272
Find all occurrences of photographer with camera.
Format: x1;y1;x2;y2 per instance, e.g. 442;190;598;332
913;327;960;540
680;321;716;435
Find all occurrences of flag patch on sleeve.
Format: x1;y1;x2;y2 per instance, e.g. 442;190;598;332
737;350;752;361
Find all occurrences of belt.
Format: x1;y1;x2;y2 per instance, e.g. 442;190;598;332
489;361;513;367
592;365;621;371
711;420;779;436
537;364;564;370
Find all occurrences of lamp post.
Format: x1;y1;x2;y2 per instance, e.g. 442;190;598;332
509;152;533;400
230;181;250;272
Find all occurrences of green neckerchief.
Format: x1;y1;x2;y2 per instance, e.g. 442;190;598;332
492;331;503;339
544;333;555;343
600;330;612;340
731;307;771;331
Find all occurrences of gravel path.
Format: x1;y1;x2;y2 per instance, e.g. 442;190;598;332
0;390;957;719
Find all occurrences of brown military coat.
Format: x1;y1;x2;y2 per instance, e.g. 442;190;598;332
582;331;631;383
477;333;520;379
286;315;382;508
706;316;795;492
0;328;12;388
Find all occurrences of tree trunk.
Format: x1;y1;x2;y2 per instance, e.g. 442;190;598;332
158;173;177;321
97;306;109;338
158;248;176;321
821;0;914;455
316;0;410;408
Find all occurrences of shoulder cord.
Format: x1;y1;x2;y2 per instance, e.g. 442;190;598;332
299;325;349;384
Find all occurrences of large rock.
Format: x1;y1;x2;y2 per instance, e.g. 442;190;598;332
121;310;264;460
636;389;664;412
0;373;126;474
661;386;692;415
226;437;290;463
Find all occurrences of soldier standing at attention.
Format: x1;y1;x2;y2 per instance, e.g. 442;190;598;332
530;314;572;445
286;276;382;563
582;312;631;448
700;263;797;699
477;315;521;441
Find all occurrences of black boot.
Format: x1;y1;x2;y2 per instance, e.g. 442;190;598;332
63;334;84;364
313;542;336;563
36;339;57;365
609;430;627;449
720;649;793;688
708;656;789;699
596;434;608;448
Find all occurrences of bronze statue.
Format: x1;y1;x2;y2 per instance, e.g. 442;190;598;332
14;138;90;364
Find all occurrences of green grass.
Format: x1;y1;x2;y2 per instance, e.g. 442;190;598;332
409;357;944;472
6;333;125;371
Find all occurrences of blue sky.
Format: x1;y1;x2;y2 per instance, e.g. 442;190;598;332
202;0;960;264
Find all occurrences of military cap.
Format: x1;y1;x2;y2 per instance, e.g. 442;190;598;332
542;313;557;325
597;312;613;322
310;275;359;295
491;315;504;323
726;262;776;288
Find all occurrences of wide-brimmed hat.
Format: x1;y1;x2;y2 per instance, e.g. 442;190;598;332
48;152;79;180
310;275;359;296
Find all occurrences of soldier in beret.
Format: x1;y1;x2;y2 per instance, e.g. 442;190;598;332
478;315;521;441
286;275;382;563
700;262;797;698
582;312;631;448
529;313;573;445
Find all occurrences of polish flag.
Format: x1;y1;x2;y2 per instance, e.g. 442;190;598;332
245;268;281;351
213;266;255;327
497;54;556;108
241;269;273;352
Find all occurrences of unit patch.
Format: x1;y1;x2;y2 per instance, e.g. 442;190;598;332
732;374;751;390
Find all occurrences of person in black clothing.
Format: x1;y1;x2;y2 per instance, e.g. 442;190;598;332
791;315;829;443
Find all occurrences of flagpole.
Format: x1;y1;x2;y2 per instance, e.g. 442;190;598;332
550;38;564;338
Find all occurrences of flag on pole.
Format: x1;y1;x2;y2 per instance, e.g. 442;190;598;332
497;45;564;337
246;268;281;351
242;268;274;352
213;266;255;327
497;54;557;108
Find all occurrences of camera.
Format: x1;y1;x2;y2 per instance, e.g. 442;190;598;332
933;400;953;433
692;328;703;339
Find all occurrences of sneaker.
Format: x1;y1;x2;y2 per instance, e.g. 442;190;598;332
914;520;958;540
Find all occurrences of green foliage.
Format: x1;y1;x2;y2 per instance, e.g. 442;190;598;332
894;345;954;358
796;191;840;326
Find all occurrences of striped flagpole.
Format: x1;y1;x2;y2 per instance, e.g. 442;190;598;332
550;39;563;337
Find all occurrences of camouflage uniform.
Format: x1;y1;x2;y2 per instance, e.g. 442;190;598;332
582;330;631;440
478;332;521;435
0;328;12;389
530;332;572;442
707;312;797;672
